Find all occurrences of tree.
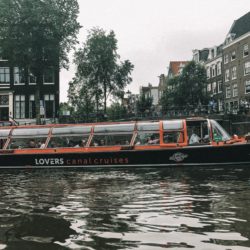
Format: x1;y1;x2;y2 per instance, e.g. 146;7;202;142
136;94;153;115
68;75;95;122
178;61;208;106
0;0;81;124
161;61;208;111
74;28;134;114
107;102;127;121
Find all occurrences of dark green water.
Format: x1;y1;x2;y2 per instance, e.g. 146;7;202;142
0;167;250;249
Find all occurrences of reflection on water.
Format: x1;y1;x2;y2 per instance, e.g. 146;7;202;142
0;167;250;249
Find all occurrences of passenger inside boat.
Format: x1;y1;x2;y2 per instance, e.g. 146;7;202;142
163;131;184;143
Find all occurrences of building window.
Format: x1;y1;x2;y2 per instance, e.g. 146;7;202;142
224;54;229;64
0;95;9;105
43;68;54;84
231;66;237;80
226;86;231;99
244;61;250;75
14;67;25;85
243;44;249;57
0;67;10;83
212;65;216;77
245;80;250;94
218;81;222;93
14;95;25;119
212;82;217;94
29;95;36;119
225;69;230;82
29;70;37;85
207;83;211;92
231;51;236;61
206;68;210;78
44;94;55;118
217;62;222;75
233;84;238;97
218;99;223;112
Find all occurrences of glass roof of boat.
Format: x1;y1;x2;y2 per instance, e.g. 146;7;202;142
162;120;183;130
94;124;134;133
0;129;11;138
137;122;159;131
12;127;50;137
52;126;92;135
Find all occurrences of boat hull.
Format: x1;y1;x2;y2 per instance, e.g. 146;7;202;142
1;143;250;169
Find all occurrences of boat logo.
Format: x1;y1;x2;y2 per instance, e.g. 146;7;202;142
169;152;188;162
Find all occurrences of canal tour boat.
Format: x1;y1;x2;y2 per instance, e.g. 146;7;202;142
0;118;249;169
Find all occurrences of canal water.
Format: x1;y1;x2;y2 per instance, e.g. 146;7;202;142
0;167;250;249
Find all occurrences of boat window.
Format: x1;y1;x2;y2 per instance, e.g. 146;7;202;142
8;137;47;149
187;120;210;145
8;128;49;149
210;120;231;142
137;122;159;131
0;129;9;149
48;135;89;148
163;120;183;130
12;128;50;137
134;132;160;145
163;131;184;143
91;134;132;146
52;126;91;135
94;124;134;133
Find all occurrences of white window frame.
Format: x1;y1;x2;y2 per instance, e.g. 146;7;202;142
217;81;222;93
243;44;249;57
211;65;216;77
28;70;37;85
14;95;25;119
231;51;236;61
206;68;210;79
0;67;10;84
244;61;250;75
217;62;221;75
232;84;238;97
245;80;250;94
14;67;25;85
224;54;229;64
218;99;223;112
43;68;55;85
226;86;231;99
207;83;211;92
231;66;237;80
44;94;55;118
212;82;217;94
225;69;230;82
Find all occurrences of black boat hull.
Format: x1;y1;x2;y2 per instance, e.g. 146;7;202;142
1;143;250;168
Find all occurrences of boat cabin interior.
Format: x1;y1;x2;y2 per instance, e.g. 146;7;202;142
0;119;236;152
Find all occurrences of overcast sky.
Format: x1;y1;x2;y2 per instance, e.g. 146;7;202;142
60;0;250;102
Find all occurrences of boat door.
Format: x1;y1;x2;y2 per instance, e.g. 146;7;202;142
186;119;210;145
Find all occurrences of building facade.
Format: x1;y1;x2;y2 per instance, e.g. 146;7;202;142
223;12;250;113
204;46;224;112
0;59;59;122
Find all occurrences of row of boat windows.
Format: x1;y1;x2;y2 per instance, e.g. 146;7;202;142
0;121;184;138
4;131;184;149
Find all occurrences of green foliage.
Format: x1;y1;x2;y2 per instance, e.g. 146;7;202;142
107;102;127;120
73;27;134;113
136;94;153;114
0;0;81;70
0;0;81;123
161;61;208;111
68;76;95;120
